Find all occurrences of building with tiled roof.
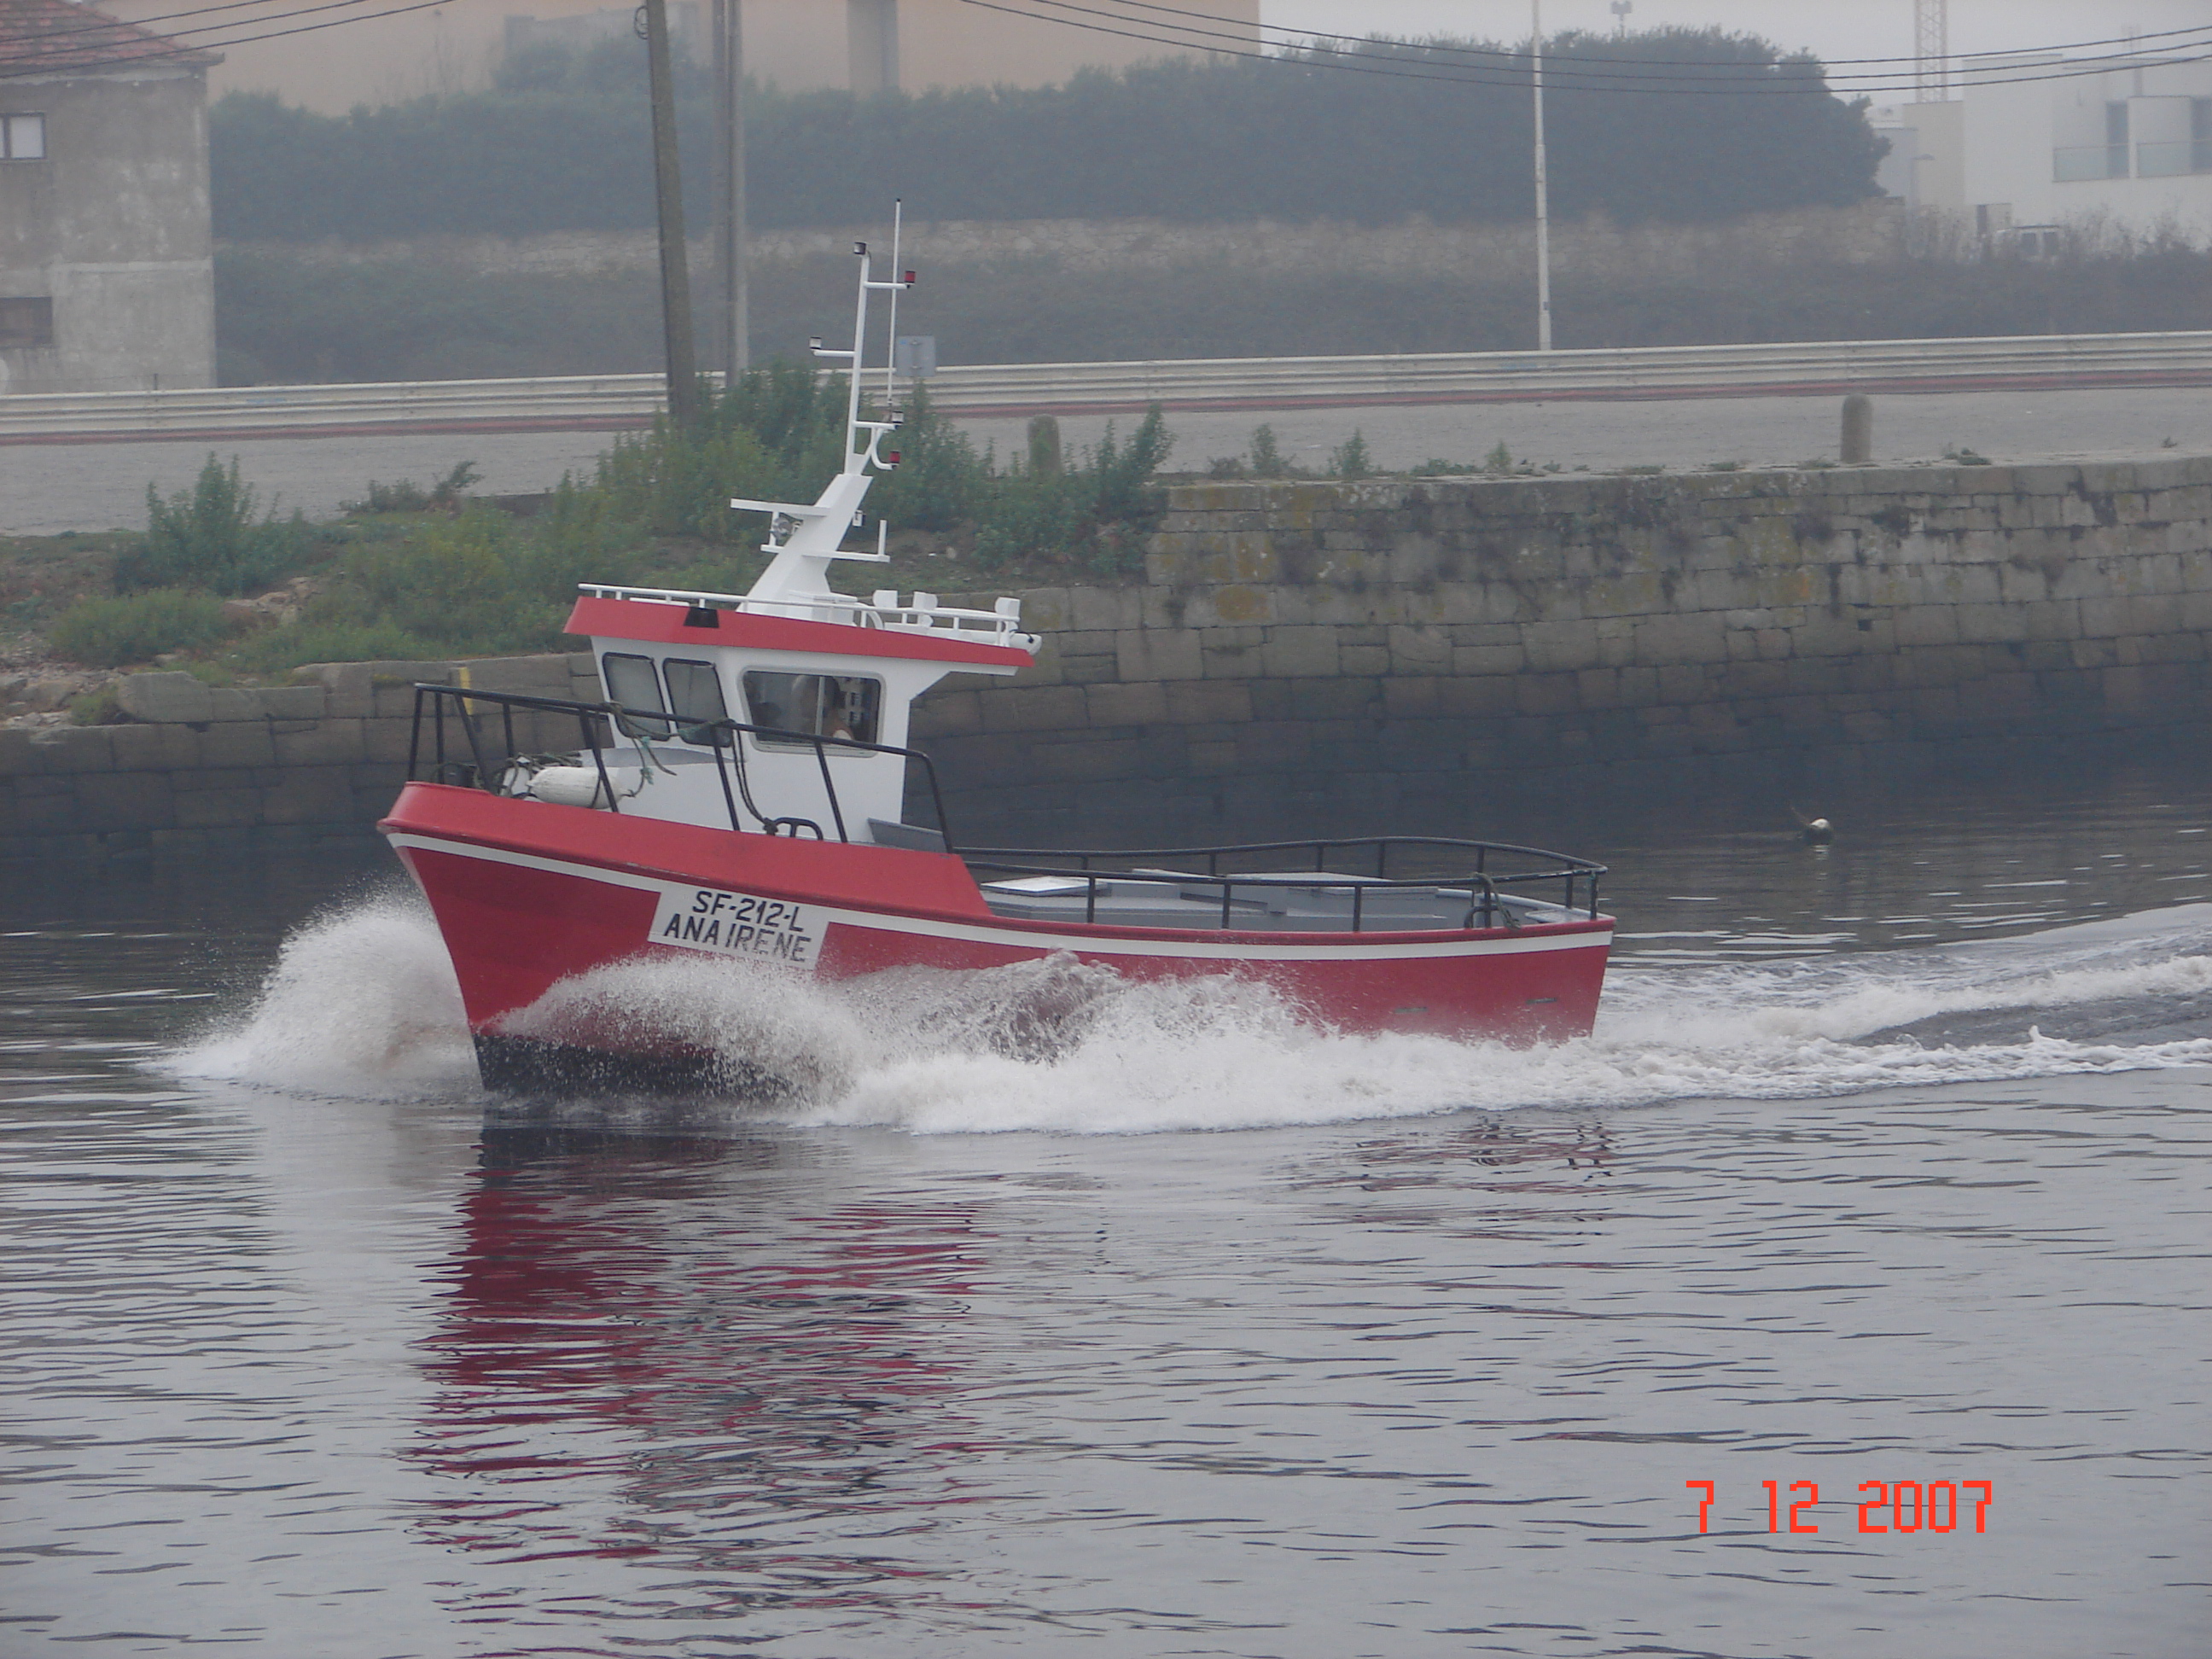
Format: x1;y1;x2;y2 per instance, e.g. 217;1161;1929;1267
0;0;218;393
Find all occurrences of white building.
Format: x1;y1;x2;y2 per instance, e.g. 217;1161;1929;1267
1871;51;2212;242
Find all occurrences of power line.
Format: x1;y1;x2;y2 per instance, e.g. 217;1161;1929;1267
0;0;460;79
0;0;383;51
958;0;2212;97
1074;0;2212;72
998;0;2212;91
7;0;2201;100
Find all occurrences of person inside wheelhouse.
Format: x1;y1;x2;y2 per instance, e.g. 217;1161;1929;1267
742;672;881;746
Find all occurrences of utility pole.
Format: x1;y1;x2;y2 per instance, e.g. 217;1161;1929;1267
642;0;700;427
1532;0;1552;352
711;0;748;381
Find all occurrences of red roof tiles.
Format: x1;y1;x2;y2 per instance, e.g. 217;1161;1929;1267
0;0;219;76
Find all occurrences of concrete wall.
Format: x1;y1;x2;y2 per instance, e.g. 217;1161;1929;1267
911;457;2212;840
7;457;2212;859
242;201;1906;288
0;66;215;394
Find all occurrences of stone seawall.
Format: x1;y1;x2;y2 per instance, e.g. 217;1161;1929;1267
0;653;595;861
913;457;2212;839
5;457;2209;859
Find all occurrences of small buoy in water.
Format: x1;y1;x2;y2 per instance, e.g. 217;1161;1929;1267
1802;817;1834;844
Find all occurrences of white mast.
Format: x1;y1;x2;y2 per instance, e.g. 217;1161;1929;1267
734;234;913;614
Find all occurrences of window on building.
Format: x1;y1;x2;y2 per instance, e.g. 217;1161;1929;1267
0;114;44;160
0;297;53;348
742;672;882;748
2106;101;2131;178
662;658;731;745
2193;98;2212;172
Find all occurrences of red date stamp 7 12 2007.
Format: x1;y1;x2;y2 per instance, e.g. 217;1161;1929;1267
1685;1480;1994;1534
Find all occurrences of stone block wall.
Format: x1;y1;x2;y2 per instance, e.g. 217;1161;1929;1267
0;653;596;860
911;458;2212;840
8;457;2212;859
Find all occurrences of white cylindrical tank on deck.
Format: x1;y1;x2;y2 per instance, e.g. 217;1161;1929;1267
529;766;613;808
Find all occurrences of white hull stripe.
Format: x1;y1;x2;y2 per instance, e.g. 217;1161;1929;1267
387;832;1614;963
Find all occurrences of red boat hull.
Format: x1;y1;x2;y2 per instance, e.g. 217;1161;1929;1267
380;783;1613;1091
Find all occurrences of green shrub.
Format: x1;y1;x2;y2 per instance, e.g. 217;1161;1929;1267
1249;425;1291;476
68;684;125;725
595;416;784;541
1331;429;1374;478
121;456;307;595
49;588;236;667
342;460;482;515
223;620;449;675
329;509;577;653
971;469;1096;572
871;385;990;532
579;364;986;545
973;405;1173;573
1091;406;1173;524
586;361;841;540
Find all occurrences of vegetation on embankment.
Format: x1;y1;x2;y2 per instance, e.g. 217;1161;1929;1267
12;370;1178;707
9;384;1743;714
211;30;1877;244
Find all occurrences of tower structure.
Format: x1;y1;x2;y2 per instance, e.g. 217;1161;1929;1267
1914;0;1949;102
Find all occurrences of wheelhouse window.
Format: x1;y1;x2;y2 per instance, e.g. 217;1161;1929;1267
0;296;52;348
741;672;881;747
663;657;730;745
0;114;44;160
601;651;671;738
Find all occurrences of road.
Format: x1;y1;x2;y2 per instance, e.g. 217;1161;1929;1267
5;385;2209;536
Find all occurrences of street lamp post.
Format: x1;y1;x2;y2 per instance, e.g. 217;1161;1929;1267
711;0;748;380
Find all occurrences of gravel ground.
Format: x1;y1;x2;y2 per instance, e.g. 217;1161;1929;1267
4;385;2210;536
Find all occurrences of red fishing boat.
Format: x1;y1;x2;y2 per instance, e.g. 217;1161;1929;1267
380;235;1615;1094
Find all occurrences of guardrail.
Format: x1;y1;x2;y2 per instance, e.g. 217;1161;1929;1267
6;329;2211;442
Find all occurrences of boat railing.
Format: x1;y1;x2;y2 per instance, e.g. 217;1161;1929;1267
405;687;1607;932
573;583;1033;645
962;837;1608;929
405;684;955;848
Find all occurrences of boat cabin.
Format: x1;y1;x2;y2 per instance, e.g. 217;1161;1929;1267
559;583;1035;845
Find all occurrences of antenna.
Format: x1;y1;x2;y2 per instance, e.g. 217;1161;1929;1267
832;207;922;478
884;198;903;405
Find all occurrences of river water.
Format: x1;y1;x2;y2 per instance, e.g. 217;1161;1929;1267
4;755;2209;1658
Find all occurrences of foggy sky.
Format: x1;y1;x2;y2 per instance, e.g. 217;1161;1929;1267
1262;2;2212;72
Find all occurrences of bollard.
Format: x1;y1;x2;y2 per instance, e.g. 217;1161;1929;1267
1027;414;1062;476
1841;394;1873;465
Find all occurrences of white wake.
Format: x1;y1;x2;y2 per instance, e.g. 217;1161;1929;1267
175;890;2212;1132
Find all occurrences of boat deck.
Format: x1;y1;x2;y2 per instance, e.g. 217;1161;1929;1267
976;870;1580;934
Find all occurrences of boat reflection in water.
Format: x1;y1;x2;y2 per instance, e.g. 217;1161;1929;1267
397;1108;1631;1626
405;1121;992;1608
